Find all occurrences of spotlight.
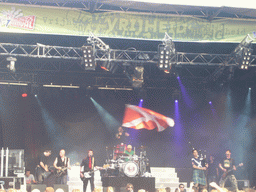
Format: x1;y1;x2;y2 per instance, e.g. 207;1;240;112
140;99;143;102
249;87;251;90
209;101;212;104
158;44;172;72
239;48;253;70
175;100;178;103
233;35;254;70
6;57;17;72
35;94;38;97
81;46;96;70
157;33;176;73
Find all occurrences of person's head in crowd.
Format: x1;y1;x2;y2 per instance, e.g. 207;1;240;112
200;189;207;192
126;183;134;192
72;190;81;192
179;184;185;192
45;187;54;192
8;189;17;192
165;187;171;192
93;187;103;192
106;187;114;192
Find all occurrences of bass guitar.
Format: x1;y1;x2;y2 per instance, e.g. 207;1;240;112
55;162;80;177
221;163;243;179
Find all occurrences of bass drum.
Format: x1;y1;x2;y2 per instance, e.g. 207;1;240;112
123;161;139;177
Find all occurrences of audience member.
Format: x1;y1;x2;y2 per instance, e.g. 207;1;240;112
126;183;134;192
45;187;54;192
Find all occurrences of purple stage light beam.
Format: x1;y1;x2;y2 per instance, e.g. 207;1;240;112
138;99;143;107
177;76;193;108
174;99;182;140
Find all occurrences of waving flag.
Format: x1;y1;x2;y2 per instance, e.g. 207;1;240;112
122;105;174;132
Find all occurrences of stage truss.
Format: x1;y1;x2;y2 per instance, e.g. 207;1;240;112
0;35;255;90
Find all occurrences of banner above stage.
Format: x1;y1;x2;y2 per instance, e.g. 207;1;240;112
1;4;256;42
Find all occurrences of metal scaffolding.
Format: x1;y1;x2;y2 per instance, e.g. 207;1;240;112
0;34;255;89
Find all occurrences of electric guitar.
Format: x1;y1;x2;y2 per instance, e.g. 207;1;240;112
55;162;80;177
80;166;107;180
221;163;243;179
41;166;55;179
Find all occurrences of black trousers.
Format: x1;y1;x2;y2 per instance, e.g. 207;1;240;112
83;175;94;192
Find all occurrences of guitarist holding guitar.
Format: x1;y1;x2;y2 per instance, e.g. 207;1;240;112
219;150;240;192
53;149;71;185
80;149;96;192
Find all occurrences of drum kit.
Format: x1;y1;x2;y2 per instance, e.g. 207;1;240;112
104;145;149;177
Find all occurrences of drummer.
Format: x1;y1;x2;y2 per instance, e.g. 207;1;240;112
124;145;134;162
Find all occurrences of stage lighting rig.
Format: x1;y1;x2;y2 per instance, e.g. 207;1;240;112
81;46;96;70
157;33;176;73
6;57;17;72
232;34;254;70
87;33;109;51
240;48;253;70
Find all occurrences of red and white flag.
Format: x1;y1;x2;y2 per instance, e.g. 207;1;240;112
122;105;175;132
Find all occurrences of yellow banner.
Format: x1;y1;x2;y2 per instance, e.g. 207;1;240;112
0;4;256;42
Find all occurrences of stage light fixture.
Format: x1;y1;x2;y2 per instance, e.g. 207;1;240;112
87;33;110;51
6;57;17;72
81;46;96;70
232;34;254;70
239;48;253;70
157;33;176;72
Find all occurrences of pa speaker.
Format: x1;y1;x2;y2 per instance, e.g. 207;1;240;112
54;184;69;192
31;184;47;192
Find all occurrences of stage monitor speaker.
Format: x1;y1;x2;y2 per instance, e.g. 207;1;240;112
54;184;69;192
31;184;47;192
